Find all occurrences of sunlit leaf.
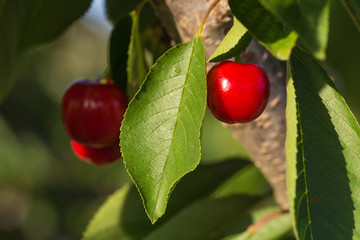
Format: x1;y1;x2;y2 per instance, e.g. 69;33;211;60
208;17;251;62
259;0;329;60
120;36;206;223
228;0;297;60
341;0;360;31
287;47;360;239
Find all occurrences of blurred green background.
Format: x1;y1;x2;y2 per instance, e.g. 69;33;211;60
0;0;359;239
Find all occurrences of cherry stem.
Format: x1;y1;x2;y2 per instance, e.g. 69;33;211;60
196;0;222;36
103;67;112;80
247;209;288;234
234;54;241;63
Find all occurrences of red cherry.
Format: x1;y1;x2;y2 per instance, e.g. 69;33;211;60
61;79;128;146
206;61;270;124
70;140;121;166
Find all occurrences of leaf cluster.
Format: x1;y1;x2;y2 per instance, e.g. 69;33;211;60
1;0;360;239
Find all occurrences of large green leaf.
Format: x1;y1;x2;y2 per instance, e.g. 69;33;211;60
341;0;360;31
287;47;360;239
83;159;251;240
0;0;24;104
120;36;206;223
208;17;251;62
259;0;329;60
20;0;92;51
228;0;297;60
105;0;140;24
109;14;133;91
144;196;261;240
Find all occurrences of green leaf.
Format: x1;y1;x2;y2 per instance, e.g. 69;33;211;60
144;196;261;240
222;214;293;240
208;17;251;62
83;184;153;240
287;47;360;239
127;11;148;97
165;158;249;217
109;14;133;91
341;0;360;31
228;0;298;60
212;164;271;198
20;0;92;51
0;0;24;104
259;0;330;60
216;200;293;240
83;159;250;240
105;0;140;24
120;36;206;223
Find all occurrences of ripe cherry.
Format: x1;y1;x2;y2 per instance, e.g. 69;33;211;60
70;140;121;166
61;78;128;147
206;61;270;124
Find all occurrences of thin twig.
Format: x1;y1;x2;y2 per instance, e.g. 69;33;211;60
247;209;288;233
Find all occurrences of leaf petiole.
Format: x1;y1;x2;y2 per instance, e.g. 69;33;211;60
196;0;222;37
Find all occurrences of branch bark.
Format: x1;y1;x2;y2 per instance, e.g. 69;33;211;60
150;0;288;209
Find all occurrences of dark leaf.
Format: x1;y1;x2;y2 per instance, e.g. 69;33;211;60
229;0;297;60
287;47;360;239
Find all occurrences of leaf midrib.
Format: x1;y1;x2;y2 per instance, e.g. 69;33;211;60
296;96;314;240
152;38;199;216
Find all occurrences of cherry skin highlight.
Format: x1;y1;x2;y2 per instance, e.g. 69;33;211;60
207;61;270;123
61;79;128;147
70;140;121;166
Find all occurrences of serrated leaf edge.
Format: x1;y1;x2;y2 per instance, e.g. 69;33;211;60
120;36;206;224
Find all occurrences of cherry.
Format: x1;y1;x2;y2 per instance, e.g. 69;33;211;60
61;78;128;147
206;61;270;124
70;140;121;166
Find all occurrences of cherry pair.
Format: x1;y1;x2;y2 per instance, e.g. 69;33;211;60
61;78;128;166
60;61;270;165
